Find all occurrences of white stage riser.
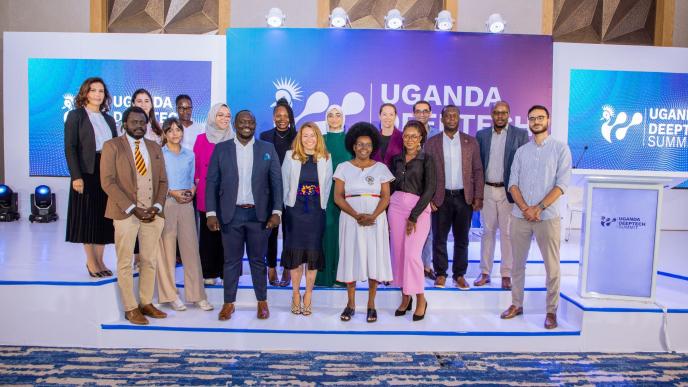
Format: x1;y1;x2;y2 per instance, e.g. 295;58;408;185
2;281;687;352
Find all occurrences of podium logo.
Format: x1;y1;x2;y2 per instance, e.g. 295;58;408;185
600;216;616;227
271;77;366;128
600;105;643;143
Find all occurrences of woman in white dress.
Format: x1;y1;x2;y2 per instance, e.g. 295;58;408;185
333;122;394;323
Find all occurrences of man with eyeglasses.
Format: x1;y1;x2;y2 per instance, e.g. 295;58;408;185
474;101;529;290
413;100;440;280
425;105;484;290
176;95;205;151
500;105;571;330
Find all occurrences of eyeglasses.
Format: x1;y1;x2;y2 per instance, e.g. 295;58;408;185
528;115;547;122
414;109;431;115
403;134;421;140
355;143;373;149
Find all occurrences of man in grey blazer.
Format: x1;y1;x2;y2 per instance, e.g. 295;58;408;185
206;110;283;321
474;101;529;289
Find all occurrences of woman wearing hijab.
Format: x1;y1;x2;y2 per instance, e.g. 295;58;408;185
193;103;234;285
315;105;349;287
259;98;297;287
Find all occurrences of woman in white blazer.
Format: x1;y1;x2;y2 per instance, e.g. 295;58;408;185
281;122;333;316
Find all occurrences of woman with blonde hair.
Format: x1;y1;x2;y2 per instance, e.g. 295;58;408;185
281;122;333;315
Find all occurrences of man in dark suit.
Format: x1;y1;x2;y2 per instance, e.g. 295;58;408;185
474;101;529;290
100;106;168;325
206;110;283;321
425;105;484;290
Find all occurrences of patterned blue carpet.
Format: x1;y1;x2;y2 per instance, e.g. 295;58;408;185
0;346;687;385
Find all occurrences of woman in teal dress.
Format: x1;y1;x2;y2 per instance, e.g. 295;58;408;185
315;105;349;287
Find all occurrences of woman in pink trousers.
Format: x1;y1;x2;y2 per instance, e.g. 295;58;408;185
387;120;436;321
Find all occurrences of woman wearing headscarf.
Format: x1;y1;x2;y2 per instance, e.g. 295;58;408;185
315;105;349;287
259;98;297;287
193;103;234;285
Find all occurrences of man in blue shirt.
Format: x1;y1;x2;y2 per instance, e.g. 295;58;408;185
500;105;572;330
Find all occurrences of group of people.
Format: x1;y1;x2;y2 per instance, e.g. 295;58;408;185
64;76;571;329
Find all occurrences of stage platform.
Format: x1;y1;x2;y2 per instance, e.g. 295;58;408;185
0;220;686;352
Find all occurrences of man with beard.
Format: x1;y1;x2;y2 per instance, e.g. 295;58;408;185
500;105;571;330
206;110;283;321
425;105;484;290
100;106;168;325
260;98;297;287
475;101;529;290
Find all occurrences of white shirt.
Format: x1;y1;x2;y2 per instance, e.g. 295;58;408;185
206;138;282;218
181;122;205;151
86;110;112;151
236;137;255;206
124;134;162;214
442;132;463;190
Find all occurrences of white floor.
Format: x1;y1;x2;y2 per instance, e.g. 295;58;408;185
0;219;687;352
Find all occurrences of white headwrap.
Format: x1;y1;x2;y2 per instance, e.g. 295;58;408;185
205;103;235;144
325;104;345;133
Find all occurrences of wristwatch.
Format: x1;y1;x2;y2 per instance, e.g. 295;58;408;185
538;203;547;210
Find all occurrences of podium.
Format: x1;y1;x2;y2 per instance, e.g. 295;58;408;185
576;173;680;302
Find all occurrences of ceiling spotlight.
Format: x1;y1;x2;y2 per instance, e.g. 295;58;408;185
435;10;453;31
486;13;506;33
266;7;285;28
330;7;350;28
385;9;404;30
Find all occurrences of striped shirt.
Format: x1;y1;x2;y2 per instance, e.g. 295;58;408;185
509;136;572;220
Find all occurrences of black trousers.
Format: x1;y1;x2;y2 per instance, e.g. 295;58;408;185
221;207;269;303
266;224;286;269
432;189;473;279
199;211;225;279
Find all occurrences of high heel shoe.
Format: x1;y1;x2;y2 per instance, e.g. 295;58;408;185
413;301;428;321
394;297;413;317
86;265;102;278
340;306;355;321
302;292;312;316
291;295;302;315
366;308;378;323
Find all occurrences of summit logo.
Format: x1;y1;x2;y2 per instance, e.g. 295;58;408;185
600;105;643;143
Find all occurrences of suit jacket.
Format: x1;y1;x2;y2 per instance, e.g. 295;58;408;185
205;139;283;224
372;128;403;167
100;135;168;220
64;107;117;179
281;150;333;210
476;124;529;203
425;131;484;207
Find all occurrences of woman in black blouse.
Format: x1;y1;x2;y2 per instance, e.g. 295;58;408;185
387;120;436;321
64;77;117;277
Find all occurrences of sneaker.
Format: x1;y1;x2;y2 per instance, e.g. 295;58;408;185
204;278;216;286
196;299;214;311
454;276;470;290
170;298;187;311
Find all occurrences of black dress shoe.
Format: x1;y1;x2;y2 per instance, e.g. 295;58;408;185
394;297;413;317
366;308;378;323
413;302;428;321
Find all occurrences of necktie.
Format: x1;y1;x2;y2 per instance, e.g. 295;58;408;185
134;140;147;176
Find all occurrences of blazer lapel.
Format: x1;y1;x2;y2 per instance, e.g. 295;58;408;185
483;129;492;170
251;141;261;195
144;139;159;192
504;125;516;178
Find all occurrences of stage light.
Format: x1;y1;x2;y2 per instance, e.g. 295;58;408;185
266;7;285;27
29;185;58;223
435;10;453;31
0;184;20;222
329;7;350;28
385;9;404;30
486;13;506;33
